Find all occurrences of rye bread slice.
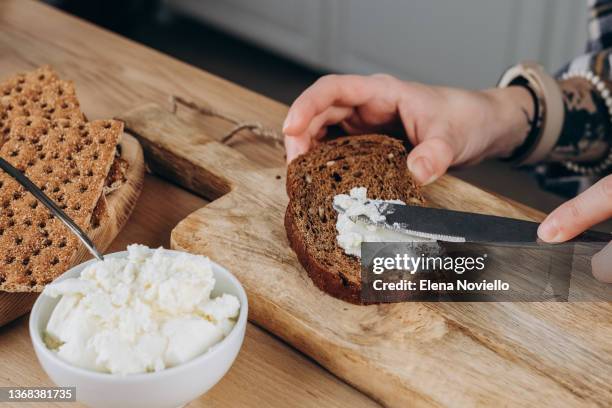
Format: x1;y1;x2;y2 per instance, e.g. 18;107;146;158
285;135;424;304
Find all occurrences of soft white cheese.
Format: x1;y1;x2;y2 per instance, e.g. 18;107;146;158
43;245;240;375
333;187;431;257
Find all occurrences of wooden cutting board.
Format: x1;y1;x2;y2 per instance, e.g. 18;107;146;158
0;133;144;327
120;104;612;408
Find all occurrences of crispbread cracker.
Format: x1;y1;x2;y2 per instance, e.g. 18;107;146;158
0;117;123;292
0;66;84;146
104;156;128;194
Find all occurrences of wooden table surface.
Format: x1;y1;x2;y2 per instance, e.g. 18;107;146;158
0;1;378;406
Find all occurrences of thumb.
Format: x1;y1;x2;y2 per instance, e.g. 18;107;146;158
592;241;612;283
406;137;454;185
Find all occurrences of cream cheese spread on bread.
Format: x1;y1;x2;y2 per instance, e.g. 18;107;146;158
333;187;431;257
42;245;240;375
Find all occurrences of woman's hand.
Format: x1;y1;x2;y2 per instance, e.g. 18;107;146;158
283;74;534;185
538;175;612;282
285;74;611;280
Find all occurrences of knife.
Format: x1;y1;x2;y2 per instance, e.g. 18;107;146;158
337;201;611;244
0;157;104;261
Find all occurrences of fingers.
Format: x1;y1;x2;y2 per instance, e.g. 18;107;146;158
284;106;353;162
284;133;312;163
283;74;378;136
283;74;404;163
406;137;454;185
538;175;612;242
307;106;354;141
592;241;612;283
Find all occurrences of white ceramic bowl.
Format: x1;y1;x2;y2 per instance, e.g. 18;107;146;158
29;250;248;408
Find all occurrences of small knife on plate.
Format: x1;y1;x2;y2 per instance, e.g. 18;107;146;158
0;157;104;260
339;201;611;244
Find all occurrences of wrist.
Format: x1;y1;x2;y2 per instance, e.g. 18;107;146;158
482;86;534;158
496;62;566;165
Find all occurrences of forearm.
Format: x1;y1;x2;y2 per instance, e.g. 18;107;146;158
493;61;612;174
488;0;612;172
481;86;534;159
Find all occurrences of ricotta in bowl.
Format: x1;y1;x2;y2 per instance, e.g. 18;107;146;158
42;244;240;375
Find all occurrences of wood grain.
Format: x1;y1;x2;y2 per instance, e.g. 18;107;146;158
0;171;379;407
0;133;144;327
0;1;608;407
0;2;385;407
0;0;288;165
0;314;378;408
0;173;379;408
120;104;612;408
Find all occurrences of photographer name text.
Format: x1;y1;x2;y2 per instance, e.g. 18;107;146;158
372;279;510;292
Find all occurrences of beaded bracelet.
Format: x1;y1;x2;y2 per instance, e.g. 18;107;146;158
559;70;612;175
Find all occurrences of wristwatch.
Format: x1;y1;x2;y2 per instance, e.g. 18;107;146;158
497;61;565;165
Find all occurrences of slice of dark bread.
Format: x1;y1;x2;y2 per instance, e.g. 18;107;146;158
285;135;424;304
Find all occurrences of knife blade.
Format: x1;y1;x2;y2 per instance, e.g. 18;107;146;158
352;202;611;244
0;157;104;261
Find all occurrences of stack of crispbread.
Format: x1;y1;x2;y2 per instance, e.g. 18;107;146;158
0;66;127;291
0;66;83;141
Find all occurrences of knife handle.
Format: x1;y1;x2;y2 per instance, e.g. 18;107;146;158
570;229;611;243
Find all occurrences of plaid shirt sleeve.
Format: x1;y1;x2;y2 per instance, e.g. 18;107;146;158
586;0;612;53
558;0;612;81
535;0;612;196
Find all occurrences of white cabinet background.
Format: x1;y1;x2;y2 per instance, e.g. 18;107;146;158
166;0;587;89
